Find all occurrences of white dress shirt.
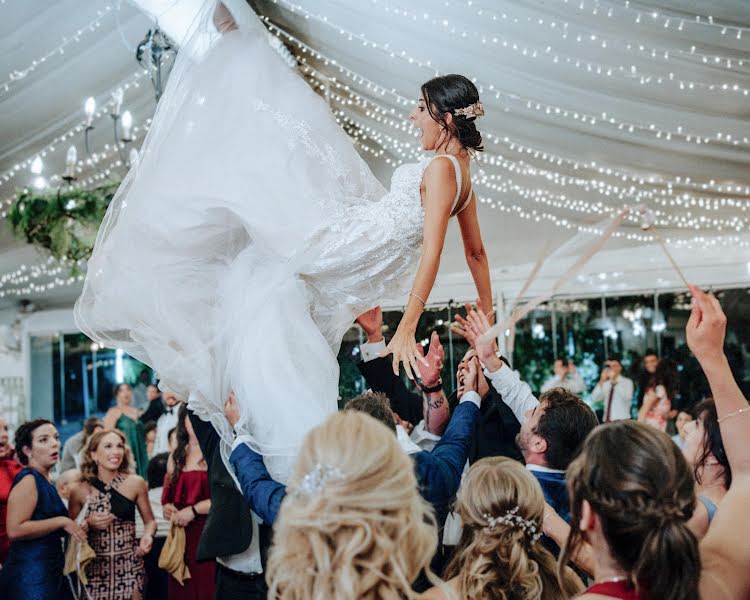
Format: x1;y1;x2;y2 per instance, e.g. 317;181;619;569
483;364;540;424
540;371;586;394
590;376;634;422
153;408;179;455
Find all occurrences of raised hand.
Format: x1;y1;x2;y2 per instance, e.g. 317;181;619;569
379;321;428;381
686;284;726;369
64;517;88;543
356;307;384;343
86;511;114;531
416;331;444;387
224;390;240;428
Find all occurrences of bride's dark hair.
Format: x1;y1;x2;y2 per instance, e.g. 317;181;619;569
421;74;484;152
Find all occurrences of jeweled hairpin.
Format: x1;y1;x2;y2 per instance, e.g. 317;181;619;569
454;101;485;119
483;506;542;542
292;463;343;498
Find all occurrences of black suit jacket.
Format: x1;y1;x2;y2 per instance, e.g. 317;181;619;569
357;357;523;464
188;412;253;561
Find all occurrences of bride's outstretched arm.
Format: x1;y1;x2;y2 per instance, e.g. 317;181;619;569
456;193;492;315
380;159;456;380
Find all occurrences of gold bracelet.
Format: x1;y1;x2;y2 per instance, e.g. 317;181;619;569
717;406;750;424
409;292;426;307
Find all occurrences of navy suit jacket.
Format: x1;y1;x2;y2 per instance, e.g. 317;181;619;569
529;468;570;558
228;401;480;528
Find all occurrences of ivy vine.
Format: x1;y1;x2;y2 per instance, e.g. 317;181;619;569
7;182;120;266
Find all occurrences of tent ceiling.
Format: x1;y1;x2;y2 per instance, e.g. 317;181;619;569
0;0;748;313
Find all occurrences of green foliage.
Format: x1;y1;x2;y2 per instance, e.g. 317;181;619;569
8;182;120;268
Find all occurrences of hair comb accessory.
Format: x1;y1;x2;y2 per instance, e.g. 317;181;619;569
483;506;542;542
292;463;343;498
454;101;485;119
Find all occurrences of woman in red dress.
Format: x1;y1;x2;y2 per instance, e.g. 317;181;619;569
0;416;22;564
162;404;215;600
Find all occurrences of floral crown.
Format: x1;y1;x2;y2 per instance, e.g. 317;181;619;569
454;101;485;119
483;506;542;542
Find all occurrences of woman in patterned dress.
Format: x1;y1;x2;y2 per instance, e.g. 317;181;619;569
69;429;156;599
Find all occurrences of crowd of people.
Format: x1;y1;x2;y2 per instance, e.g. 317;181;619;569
0;286;748;599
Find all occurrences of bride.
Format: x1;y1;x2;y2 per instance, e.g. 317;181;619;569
75;0;491;476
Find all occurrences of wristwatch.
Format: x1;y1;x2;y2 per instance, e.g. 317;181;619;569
417;378;442;394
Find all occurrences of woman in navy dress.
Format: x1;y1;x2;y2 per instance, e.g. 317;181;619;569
0;419;87;600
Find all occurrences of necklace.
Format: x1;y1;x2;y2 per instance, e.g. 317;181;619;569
596;575;630;585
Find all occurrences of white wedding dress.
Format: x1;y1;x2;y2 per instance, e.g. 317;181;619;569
75;0;468;478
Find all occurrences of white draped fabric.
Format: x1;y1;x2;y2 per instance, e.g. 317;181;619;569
0;0;748;304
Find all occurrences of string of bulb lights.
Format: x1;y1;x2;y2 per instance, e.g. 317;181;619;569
363;1;750;95
419;0;749;71
266;0;750;148
301;62;750;223
1;5;116;96
264;18;750;197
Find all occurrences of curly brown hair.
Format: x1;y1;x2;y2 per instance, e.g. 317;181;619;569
79;429;132;484
560;421;699;600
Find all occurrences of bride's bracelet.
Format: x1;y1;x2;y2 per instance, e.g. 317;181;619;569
409;292;426;307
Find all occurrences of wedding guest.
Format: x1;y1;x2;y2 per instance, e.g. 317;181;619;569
153;391;181;455
266;410;438;598
451;305;598;560
131;368;153;412
671;409;693;449
0;419;86;599
590;357;634;422
635;350;659;408
422;457;582;600
138;452;170;600
541;358;586;394
0;415;22;563
55;468;80;507
69;429;156;599
638;359;679;431
187;403;265;600
162;404;215;599
59;416;103;472
561;420;698;600
104;383;149;477
359;305;522;463
144;421;158;457
683;399;729;540
140;384;165;424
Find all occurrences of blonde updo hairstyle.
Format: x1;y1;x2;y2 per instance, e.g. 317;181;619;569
444;457;581;600
266;410;439;600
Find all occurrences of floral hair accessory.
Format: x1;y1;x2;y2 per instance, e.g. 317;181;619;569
292;463;343;498
483;506;542;542
454;101;485;119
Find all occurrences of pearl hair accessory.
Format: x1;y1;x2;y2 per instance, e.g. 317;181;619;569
292;463;343;498
454;102;485;119
483;506;543;542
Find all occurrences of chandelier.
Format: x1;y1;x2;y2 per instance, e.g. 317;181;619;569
136;26;175;103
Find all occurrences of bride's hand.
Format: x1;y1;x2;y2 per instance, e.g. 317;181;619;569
378;324;428;380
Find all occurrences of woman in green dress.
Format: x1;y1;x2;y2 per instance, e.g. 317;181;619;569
103;384;148;478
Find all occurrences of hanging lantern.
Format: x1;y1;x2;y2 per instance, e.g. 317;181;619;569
136;26;176;103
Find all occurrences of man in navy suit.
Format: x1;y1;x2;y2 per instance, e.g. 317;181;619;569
223;363;483;533
453;306;598;546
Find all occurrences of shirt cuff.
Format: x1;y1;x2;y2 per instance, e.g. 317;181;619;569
231;434;254;453
360;339;386;362
484;363;511;384
460;391;481;408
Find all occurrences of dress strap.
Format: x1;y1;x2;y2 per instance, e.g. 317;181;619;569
698;495;718;524
428;154;462;214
